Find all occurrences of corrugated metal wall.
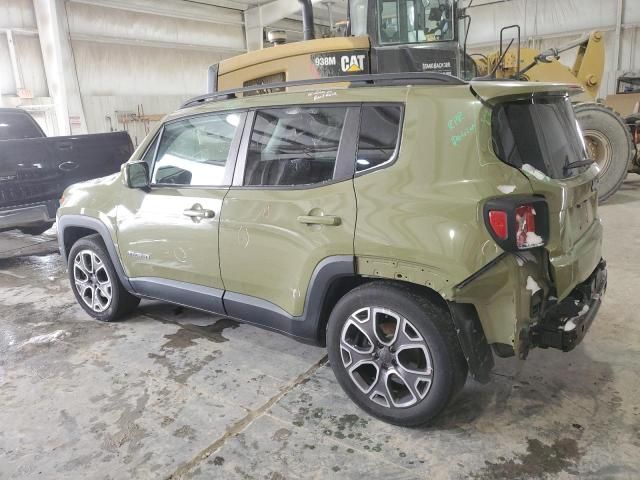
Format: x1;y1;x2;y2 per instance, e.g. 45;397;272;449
0;0;246;140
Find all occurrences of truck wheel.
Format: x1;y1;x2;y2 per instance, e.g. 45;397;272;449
574;102;633;202
326;282;468;427
68;234;140;322
18;223;54;236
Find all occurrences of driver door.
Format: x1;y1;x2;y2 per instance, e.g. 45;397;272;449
117;111;244;302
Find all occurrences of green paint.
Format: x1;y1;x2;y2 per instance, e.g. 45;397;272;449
447;111;464;130
450;121;476;146
481;109;491;126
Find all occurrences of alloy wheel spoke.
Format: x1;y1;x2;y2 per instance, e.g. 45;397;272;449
348;360;380;394
74;258;90;279
395;318;424;346
340;337;374;367
348;307;376;340
96;284;112;301
394;365;432;401
372;307;400;346
369;370;392;407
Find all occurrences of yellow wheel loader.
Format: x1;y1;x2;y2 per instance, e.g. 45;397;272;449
205;0;635;201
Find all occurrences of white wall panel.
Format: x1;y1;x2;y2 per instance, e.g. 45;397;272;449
0;38;14;95
13;34;48;97
71;40;227;96
81;94;185;142
0;0;38;31
66;2;245;53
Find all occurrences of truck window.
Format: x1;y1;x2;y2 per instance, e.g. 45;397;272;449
356;105;403;172
0;111;44;140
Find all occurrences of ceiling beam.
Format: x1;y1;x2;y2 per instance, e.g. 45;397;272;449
68;0;244;26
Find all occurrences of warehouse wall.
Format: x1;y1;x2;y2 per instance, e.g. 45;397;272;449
0;0;246;141
0;0;47;97
65;1;244;142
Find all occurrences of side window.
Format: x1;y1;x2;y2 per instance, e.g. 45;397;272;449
244;106;347;187
151;112;241;186
356;105;402;172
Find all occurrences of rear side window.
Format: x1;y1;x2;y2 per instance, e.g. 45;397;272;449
356;105;402;172
0;111;44;139
152;112;241;186
492;96;589;179
244;106;347;187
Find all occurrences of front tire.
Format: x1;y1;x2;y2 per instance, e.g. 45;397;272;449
326;282;468;427
68;234;140;322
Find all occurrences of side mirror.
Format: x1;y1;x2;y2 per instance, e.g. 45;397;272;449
125;161;149;189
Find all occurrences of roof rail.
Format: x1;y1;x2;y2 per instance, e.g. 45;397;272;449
180;72;466;109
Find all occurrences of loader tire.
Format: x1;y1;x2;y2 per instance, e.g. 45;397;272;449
574;102;633;203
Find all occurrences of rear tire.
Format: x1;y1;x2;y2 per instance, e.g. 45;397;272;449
574;102;633;202
68;234;140;322
326;282;468;427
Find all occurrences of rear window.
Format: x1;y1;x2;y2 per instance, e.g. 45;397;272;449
0;111;44;140
491;96;589;179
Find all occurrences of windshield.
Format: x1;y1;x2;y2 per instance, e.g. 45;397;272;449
492;96;590;180
378;0;454;44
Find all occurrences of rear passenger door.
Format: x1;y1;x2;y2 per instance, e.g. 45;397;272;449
219;105;360;318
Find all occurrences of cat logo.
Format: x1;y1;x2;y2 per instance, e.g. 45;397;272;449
340;54;366;73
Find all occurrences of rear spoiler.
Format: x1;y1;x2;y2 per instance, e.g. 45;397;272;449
470;81;584;107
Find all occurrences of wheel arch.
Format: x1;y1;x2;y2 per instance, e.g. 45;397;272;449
58;215;134;294
316;271;494;383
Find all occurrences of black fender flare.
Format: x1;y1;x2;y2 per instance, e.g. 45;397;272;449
57;215;135;294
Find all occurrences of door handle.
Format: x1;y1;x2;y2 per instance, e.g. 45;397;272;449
58;161;79;171
183;204;215;220
297;215;341;226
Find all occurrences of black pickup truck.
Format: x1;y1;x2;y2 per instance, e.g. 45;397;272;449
0;108;133;235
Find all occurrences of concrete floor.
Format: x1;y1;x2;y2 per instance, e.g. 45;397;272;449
1;179;640;480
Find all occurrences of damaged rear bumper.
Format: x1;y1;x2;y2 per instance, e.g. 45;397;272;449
531;259;607;352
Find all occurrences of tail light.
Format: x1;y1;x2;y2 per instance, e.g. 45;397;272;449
484;196;549;251
488;210;508;240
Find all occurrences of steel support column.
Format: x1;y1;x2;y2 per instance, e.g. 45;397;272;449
32;0;87;135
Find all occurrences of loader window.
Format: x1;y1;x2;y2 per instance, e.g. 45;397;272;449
492;96;590;180
378;0;453;44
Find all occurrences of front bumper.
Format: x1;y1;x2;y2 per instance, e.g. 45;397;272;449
532;259;607;352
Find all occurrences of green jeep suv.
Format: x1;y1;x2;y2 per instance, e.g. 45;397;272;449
57;74;607;426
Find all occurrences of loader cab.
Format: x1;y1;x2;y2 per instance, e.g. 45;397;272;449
348;0;475;79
